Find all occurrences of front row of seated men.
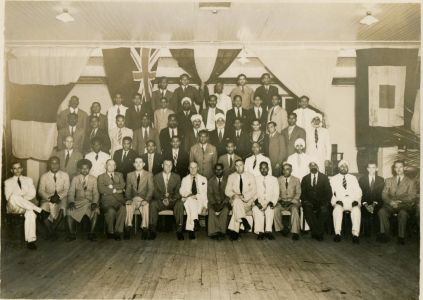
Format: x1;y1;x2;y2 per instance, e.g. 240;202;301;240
4;152;417;250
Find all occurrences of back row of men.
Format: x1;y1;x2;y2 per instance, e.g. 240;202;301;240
56;73;331;175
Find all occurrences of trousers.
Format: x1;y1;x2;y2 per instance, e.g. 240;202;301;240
125;197;149;229
184;196;206;231
228;198;252;233
274;203;300;234
252;206;274;234
208;206;229;235
378;205;410;238
333;204;361;237
149;200;185;230
7;194;41;242
302;202;328;236
102;203;126;234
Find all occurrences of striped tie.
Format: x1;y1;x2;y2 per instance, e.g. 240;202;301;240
342;175;347;189
118;128;122;144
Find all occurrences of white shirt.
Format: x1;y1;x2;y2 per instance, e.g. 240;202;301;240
305;126;331;171
206;108;216;131
286;152;312;180
288;125;295;138
85;151;111;178
69;107;79;114
69;126;76;134
107;104;128;131
109;127;133;157
293;107;322;136
244;154;272;177
254;107;262;119
255;174;279;206
330;173;362;209
214;93;232;114
169;127;178;137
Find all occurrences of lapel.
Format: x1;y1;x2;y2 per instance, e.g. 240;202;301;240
157;172;165;192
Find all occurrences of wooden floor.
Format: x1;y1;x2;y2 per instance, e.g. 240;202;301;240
1;231;419;299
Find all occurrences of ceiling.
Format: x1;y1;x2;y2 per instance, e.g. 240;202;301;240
5;1;421;46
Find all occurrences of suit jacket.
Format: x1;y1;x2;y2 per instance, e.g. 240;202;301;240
133;127;161;155
247;107;268;130
68;174;99;205
113;149;137;179
225;108;249;132
382;176;417;208
300;172;332;208
218;153;241;177
88;113;108;132
189;143;217;179
179;174;208;206
230;85;254;110
141;152;163;175
97;172;126;207
84;127;111;154
38;171;70;206
267;106;288;133
263;132;287;167
57;108;88;131
54;149;83;180
225;171;257;204
306;127;331;170
153;172;181;202
254;85;279;110
126;104;152;130
256;175;279;206
154;108;175;134
163;148;190;178
278;175;301;204
229;129;250;159
358;175;385;206
330;174;362;208
281;125;306;157
176;111;195;133
183;127;202;153
109;127;133;157
4;176;36;203
159;127;183;152
201;107;224;130
57;127;85;152
152;89;175;112
173;85;200;112
207;176;229;210
125;170;154;202
209;128;232;157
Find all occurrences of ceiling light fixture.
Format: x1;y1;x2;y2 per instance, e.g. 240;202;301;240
360;11;379;26
56;9;74;23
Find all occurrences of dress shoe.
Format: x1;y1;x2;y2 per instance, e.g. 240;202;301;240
65;235;76;242
281;229;289;237
333;234;341;242
398;237;405;245
229;230;239;241
352;236;360;244
292;233;299;241
176;231;184;240
38;210;50;221
265;232;275;240
26;242;37;250
241;218;251;231
114;233;122;241
257;233;265;240
88;233;97;242
123;230;131;240
313;234;324;241
218;232;226;240
188;231;196;240
107;233;115;239
194;219;201;231
148;231;157;240
141;230;148;240
210;234;219;240
376;234;389;243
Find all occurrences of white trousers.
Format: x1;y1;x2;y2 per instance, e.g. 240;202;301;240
8;194;41;242
126;198;149;229
252;206;274;234
184;197;207;231
333;204;361;237
228;198;254;233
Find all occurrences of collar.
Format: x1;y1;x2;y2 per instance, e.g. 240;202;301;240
70;107;78;113
66;148;73;154
136;170;143;176
107;172;114;177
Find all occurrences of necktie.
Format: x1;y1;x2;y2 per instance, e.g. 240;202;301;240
370;177;375;191
53;173;58;193
148;155;153;172
144;128;148;140
17;177;22;189
71;127;75;136
191;176;197;195
161;90;165;97
117;107;121;115
269;107;275;120
236;108;240;118
165;174;169;193
342;175;347;189
122;151;127;162
82;177;87;190
229;155;233;168
53;173;57;182
285;178;288;189
253;156;257;169
65;151;70;167
218;130;223;142
218;178;222;191
90;129;96;139
95;153;99;160
202;145;205;153
118;128;122;144
315;128;319;148
239;174;243;194
236;131;240;139
172;128;175;138
397;177;401;186
241;86;244;93
313;175;316;187
257;108;261;119
110;173;114;183
173;151;178;166
137;173;140;190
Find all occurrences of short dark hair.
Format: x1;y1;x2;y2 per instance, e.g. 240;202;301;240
260;73;271;80
48;156;60;164
288;112;297;118
115;114;125;121
134;93;142;99
209;95;217;101
233;95;242;101
393;160;405;168
237;74;247;80
267;121;277;127
122;136;132;143
199;130;209;136
234;159;244;165
367;161;378;167
91;137;102;145
283;162;293;169
180;73;190;80
146;140;156;146
215;163;224;169
299;95;309;102
259;161;269;168
77;158;92;169
168;113;177;120
11;160;22;168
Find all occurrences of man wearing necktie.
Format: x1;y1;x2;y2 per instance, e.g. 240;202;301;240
154;97;175;133
245;142;272;177
253;73;279;110
107;93;128;132
306;114;331;173
57;113;85;152
141;140;163;175
210;113;230;157
109;114;133;158
38;156;70;240
124;157;154;240
267;95;288;134
330;160;363;243
189;130;217;179
152;77;175;111
229;74;254;110
57;95;88;131
89;102;108;131
85;138;111;178
378;160;417;244
172;74;200;113
126;93;152;130
113;136;137;180
85;115;111;153
179;162;208;240
133;114;161;155
217;141;242;177
247;95;267;131
54;135;83;181
4;161;50;250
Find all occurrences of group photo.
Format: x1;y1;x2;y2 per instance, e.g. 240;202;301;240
1;1;421;299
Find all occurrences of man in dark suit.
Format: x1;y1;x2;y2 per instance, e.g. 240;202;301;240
162;136;189;178
141;140;163;175
133;114;161;155
358;162;385;237
84;115;111;154
281;112;307;157
113;136;137;180
209;113;231;157
183;114;204;152
54;135;83;180
149;159;185;240
229;118;250;159
301;161;332;241
176;97;195;133
217;141;241;177
201;95;224;131
172;74;200;113
159;114;182;151
225;95;249;132
57;113;85;152
247;95;268;131
89;102;108;131
57;95;88;131
152;77;175;112
254;73;279;110
126;93;152;130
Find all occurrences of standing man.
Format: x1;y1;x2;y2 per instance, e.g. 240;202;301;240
133;113;161;155
89;101;108;131
287;138;312;180
141;140;163;175
189;130;217;179
247;95;268;131
55;135;83;180
176;97;196;133
207;163;229;240
245;142;272;177
254;73;279;110
225;159;256;240
202;95;224;132
209;113;231;157
267;95;288;133
179;162;208;240
378;160;417;244
253;162;279;240
306;114;331;173
230;74;254;110
67;159;100;241
183;114;205;152
230;118;250;159
125;157;154;240
150;160;184;240
293;95;323;138
126;93;151;131
213;81;232;114
154;97;175;134
162;135;190;178
301;162;332;241
358;162;385;237
109;114;133;157
84;115;111;154
4;161;50;250
57;113;85;152
107;93;128;132
159;114;182;151
173;74;200;112
274;163;301;240
225;95;249;132
85;138;111;178
281;113;307;157
217;141;241;177
38;156;70;240
330;160;362;244
263;121;286;177
57;95;88;131
113;136;137;180
152;77;175;112
98;159;126;240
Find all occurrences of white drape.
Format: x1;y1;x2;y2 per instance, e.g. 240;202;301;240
8;47;93;85
193;46;219;83
251;48;338;111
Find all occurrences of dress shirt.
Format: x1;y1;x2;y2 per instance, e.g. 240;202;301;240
85;151;111;178
206;108;216;131
215;93;232;114
107;104;128;131
244;154;272;177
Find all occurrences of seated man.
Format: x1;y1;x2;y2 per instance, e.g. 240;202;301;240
217;140;241;177
67;159;100;241
150;160;184;240
225;159;256;240
253;162;279;240
301;162;332;241
38;156;70;240
4;161;50;250
98;159;126;240
113;136;137;180
207;163;229;240
245;142;272;177
274;163;301;240
378;160;417;244
125;156;154;240
330;160;362;244
286;138;312;180
179;162;208;240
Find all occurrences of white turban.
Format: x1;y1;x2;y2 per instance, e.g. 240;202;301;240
338;160;349;168
312;113;322;122
190;114;202;122
215;113;225;121
294;138;306;147
181;97;192;105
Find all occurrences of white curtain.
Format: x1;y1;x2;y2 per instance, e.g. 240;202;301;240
8;47;93;85
193;46;219;83
251;48;339;111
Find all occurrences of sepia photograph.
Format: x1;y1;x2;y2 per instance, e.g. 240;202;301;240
0;0;421;299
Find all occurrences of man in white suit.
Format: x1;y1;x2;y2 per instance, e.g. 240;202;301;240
330;160;362;244
179;162;208;240
286;138;312;180
225;159;257;240
253;161;279;240
4;161;50;249
306;114;331;173
293;95;323;137
245;142;272;177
